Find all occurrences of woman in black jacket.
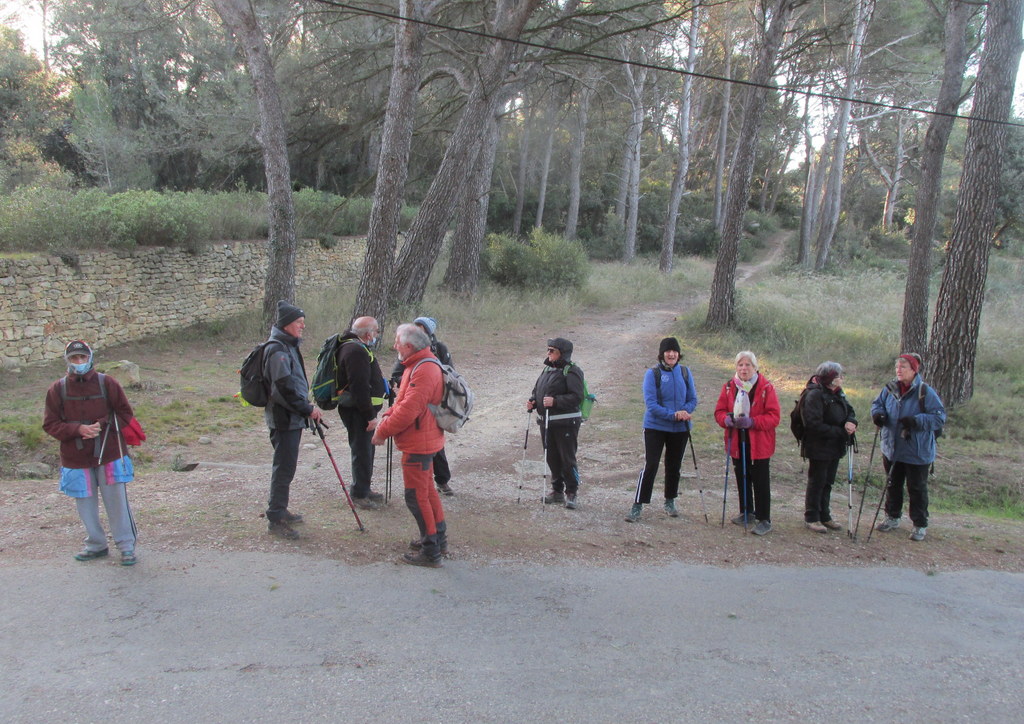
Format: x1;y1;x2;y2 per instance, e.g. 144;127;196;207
800;361;857;533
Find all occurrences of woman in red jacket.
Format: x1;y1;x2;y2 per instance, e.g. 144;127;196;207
714;350;781;536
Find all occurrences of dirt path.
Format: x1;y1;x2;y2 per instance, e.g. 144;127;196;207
2;237;1022;572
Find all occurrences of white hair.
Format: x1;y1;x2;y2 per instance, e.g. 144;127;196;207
735;350;758;369
396;323;430;351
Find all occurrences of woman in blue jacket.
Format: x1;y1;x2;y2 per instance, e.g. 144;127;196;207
626;337;698;522
870;353;946;541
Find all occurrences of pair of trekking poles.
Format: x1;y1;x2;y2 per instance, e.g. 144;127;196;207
517;410;710;523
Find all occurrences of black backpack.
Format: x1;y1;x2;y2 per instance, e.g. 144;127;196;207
790;386;813;447
238;340;282;407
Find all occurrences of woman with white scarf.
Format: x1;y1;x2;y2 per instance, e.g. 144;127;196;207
713;351;781;535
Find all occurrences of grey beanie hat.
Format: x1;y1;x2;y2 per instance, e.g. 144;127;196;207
414;316;438;336
276;300;304;328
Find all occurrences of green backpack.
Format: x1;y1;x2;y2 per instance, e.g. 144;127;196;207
563;363;596;421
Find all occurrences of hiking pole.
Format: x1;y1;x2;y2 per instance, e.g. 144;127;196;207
313;421;364;532
518;410;532;504
689;432;708;523
739;428;750;532
385;436;393;504
853;427;879;539
543;407;550;505
846;434;856;538
865;463;895;544
720;429;731;527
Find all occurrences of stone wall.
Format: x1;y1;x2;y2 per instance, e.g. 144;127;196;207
0;239;365;367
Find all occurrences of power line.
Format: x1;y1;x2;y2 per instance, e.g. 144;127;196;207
314;0;1024;129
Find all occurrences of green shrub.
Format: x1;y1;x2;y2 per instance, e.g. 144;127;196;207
485;228;589;290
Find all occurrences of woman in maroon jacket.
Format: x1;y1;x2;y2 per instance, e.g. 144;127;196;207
43;340;139;565
714;350;781;536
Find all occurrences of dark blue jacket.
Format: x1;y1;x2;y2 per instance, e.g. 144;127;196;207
642;364;698;433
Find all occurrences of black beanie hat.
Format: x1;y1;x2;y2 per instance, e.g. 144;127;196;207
276;300;304;328
658;337;681;358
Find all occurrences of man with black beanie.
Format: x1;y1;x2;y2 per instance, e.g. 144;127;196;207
263;300;323;539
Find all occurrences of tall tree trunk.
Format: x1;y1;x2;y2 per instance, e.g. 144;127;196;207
211;0;296;326
391;0;543;307
534;95;559;229
796;89;818;266
814;0;875;270
927;0;1023;406
353;0;431;330
564;81;594;241
706;0;800;329
900;0;972;355
445;113;501;295
712;36;732;233
661;8;701;273
880;116;906;231
512;103;533;236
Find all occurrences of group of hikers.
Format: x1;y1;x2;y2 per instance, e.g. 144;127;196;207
42;301;947;569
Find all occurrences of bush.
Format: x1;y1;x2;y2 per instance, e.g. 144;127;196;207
484;228;589;290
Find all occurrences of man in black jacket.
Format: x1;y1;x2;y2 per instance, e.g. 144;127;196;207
264;301;323;540
527;337;585;510
336;316;387;509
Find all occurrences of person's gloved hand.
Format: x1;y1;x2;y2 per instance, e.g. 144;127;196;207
733;415;753;429
899;416;917;431
724;415;735;428
872;412;888;427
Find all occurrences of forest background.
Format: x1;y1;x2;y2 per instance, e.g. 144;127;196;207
1;1;1023;519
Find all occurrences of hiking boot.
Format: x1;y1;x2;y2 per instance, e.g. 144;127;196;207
875;516;900;532
352;496;381;511
910;526;927;542
804;521;827;534
751;520;772;536
281;510;304;524
565;493;578;510
401;551;443;568
74;547;109;562
821;519;842;531
543;491;565;505
120;551;137;566
409;537;449;556
268;520;300;540
367;491;384;503
731;513;755;526
664;499;679;518
625;503;643;523
437;483;455;496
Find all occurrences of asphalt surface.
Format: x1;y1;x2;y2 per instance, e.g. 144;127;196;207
2;552;1022;722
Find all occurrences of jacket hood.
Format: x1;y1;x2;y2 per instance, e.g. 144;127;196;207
547;337;573;362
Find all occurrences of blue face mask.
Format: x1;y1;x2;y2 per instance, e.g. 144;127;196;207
70;361;92;375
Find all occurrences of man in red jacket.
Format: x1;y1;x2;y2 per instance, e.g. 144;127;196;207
370;323;447;567
43;340;139;565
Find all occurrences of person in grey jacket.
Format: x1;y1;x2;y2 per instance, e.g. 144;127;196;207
870;353;946;541
263;300;323;540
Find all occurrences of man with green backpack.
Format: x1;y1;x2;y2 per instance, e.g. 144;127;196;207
526;337;587;510
333;316;388;510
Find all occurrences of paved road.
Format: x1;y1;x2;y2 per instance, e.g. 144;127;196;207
2;553;1022;722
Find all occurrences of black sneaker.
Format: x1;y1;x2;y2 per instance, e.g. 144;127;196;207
281;510;304;524
401;551;442;568
74;547;109;562
543;491;566;505
268;520;300;540
437;483;455;496
731;513;755;526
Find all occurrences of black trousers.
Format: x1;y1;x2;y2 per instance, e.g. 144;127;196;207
634;429;689;504
805;457;840;523
731;431;771;521
433;447;451;486
267;427;303;522
882;456;930;528
542;421;580;495
339;406;376;498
